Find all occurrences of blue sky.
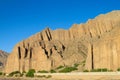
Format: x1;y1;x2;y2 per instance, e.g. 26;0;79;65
0;0;120;52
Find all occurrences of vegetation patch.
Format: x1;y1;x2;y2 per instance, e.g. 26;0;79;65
90;68;109;72
117;68;120;71
50;69;56;73
26;69;35;77
8;71;21;77
83;70;89;72
59;66;78;73
74;63;79;67
38;70;49;73
0;72;5;76
56;65;64;70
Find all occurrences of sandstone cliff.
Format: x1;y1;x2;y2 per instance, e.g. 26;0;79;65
0;50;8;71
5;10;120;73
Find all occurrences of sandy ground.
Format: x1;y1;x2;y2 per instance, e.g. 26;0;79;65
1;72;120;80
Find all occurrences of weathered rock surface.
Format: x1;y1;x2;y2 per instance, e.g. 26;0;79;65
85;11;120;71
5;10;120;73
0;50;8;71
5;28;87;73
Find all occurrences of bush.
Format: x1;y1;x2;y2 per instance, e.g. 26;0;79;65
102;68;108;72
50;69;56;73
56;66;64;70
74;63;79;67
90;68;108;72
26;69;35;77
0;72;3;75
117;68;120;71
22;71;26;73
59;66;78;73
83;70;89;72
90;69;102;72
38;70;48;73
9;71;21;77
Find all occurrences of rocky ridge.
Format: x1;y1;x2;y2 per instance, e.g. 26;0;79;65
0;50;8;71
5;10;120;73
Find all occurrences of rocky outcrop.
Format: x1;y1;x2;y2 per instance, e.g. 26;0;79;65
5;10;120;73
0;50;8;71
85;11;120;71
5;28;87;73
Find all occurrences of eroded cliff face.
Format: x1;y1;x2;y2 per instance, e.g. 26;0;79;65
85;11;120;71
5;10;120;73
5;28;87;73
0;50;8;71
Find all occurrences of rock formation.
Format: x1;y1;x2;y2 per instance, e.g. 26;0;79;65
0;50;8;71
5;10;120;73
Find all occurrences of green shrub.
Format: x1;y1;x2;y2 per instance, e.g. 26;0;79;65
0;72;3;75
56;65;64;70
50;69;56;73
26;69;35;77
9;71;21;77
90;69;96;72
74;63;79;67
38;70;48;73
117;68;120;71
83;70;89;72
22;71;26;73
59;66;78;73
90;69;102;72
90;68;108;72
102;68;108;72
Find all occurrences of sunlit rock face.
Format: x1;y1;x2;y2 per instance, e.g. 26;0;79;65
0;50;8;71
5;10;120;73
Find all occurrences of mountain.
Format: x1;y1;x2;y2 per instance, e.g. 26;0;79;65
0;50;8;71
5;10;120;73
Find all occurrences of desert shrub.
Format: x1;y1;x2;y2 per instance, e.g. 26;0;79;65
0;72;3;75
74;63;79;67
101;68;108;72
90;68;108;72
83;70;89;72
9;71;21;77
2;73;6;76
90;69;102;72
117;68;120;71
50;69;56;73
38;70;48;73
26;69;35;77
56;65;64;70
22;71;26;73
90;69;96;72
59;66;78;73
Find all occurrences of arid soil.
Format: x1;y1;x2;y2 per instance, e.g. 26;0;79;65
1;72;120;80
